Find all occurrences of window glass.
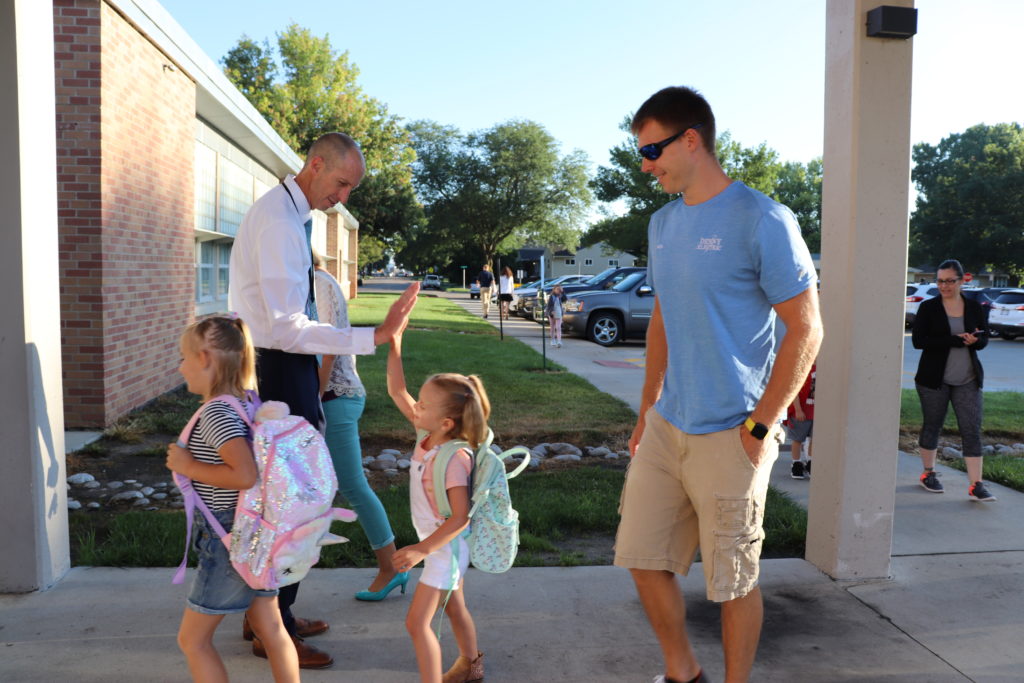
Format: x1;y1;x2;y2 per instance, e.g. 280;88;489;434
608;259;619;267
219;157;253;236
195;142;217;232
217;243;231;297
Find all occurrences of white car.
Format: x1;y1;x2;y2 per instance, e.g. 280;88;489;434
905;283;939;328
988;289;1024;340
422;274;444;290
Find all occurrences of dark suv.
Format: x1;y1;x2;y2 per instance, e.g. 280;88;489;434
518;266;645;319
561;269;653;345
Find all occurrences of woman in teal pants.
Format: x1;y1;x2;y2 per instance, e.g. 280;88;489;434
315;257;408;600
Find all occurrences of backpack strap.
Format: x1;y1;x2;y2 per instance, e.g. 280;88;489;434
432;438;471;519
171;394;257;585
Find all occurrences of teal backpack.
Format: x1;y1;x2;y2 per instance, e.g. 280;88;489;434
432;428;530;573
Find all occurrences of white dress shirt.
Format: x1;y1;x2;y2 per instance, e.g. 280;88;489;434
229;175;375;355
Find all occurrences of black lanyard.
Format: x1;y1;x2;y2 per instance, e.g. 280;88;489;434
281;182;315;306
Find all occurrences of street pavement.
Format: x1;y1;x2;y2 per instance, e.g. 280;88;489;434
4;281;1022;682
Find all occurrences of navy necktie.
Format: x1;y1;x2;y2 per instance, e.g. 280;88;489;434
303;218;318;322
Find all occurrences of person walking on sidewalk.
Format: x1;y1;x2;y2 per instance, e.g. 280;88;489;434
614;86;822;683
784;363;816;479
475;264;494;318
545;284;567;347
912;259;994;502
229;131;419;668
498;266;515;320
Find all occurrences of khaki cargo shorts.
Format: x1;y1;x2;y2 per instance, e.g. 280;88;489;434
614;408;780;602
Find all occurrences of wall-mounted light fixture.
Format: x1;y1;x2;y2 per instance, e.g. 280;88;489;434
866;5;918;39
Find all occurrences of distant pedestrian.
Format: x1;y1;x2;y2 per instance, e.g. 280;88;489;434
784;363;815;479
498;266;515;320
912;259;994;501
476;264;494;318
546;284;567;347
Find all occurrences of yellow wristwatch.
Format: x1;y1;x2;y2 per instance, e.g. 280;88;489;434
744;417;770;440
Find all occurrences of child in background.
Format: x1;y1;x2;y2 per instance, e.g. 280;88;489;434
165;317;299;683
785;363;816;479
546;285;567;348
386;323;488;683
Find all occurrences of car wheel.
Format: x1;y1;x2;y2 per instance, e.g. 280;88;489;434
1002;333;1018;340
470;293;479;299
588;312;622;346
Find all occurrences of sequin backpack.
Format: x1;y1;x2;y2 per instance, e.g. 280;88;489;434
433;428;530;574
172;394;356;590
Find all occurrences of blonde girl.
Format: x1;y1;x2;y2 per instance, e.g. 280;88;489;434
166;316;298;683
386;326;489;683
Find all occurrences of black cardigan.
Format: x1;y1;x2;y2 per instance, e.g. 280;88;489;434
911;295;989;389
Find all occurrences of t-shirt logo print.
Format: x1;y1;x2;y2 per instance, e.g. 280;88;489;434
696;236;723;252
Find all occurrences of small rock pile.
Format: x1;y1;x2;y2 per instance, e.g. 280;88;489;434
941;442;1024;459
67;441;629;511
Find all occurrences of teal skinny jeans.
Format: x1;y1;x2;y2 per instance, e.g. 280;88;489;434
322;394;396;550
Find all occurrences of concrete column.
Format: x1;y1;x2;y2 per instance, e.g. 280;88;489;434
806;0;915;579
0;0;69;591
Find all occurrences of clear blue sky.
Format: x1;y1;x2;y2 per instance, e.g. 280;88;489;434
160;0;1022;176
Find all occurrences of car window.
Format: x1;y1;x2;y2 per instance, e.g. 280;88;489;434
584;267;616;285
994;292;1024;305
925;287;938;297
906;285;916;296
611;272;646;292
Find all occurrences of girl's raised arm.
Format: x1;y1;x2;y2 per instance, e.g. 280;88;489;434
386;332;416;424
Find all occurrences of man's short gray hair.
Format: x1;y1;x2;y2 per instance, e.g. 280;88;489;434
305;132;362;169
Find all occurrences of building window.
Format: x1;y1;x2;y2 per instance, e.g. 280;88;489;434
219;157;253;236
608;259;619;267
564;258;575;265
196;241;231;305
584;258;593;266
195;142;218;232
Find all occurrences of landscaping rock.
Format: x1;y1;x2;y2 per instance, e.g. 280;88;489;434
67;499;82;511
67;473;95;485
362;456;375;466
983;445;996;455
168;501;185;509
549;443;583;457
125;479;138;484
604;452;620;460
995;444;1015;455
86;502;101;510
132;498;151;506
152;492;168;500
587;446;612;458
941;446;962;459
110;490;144;503
379;449;402;457
553;453;582;463
397;459;411;470
108;481;125;490
140;486;155;496
83;480;101;489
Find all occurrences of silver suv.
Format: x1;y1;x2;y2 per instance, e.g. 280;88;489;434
988;289;1024;340
561;270;653;346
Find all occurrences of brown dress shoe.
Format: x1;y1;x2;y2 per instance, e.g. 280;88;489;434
243;615;329;641
252;634;334;669
442;650;484;683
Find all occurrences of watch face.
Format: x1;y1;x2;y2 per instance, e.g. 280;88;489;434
751;423;769;440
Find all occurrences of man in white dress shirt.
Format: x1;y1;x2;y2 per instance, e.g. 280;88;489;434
230;132;418;668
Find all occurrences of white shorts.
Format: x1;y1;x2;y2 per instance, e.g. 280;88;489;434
419;535;470;590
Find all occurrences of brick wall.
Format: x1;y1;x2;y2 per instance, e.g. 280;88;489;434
55;0;195;427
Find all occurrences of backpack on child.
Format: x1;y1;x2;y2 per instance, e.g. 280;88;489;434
432;429;530;574
172;394;356;591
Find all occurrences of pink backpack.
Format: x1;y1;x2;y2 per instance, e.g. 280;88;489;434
172;394;356;590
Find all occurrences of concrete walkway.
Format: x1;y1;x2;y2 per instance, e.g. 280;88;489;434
5;289;1022;681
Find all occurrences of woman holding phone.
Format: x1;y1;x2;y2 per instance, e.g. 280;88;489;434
912;259;994;501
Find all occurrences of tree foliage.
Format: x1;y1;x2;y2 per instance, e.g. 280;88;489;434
910;123;1024;282
406;119;593;268
222;25;422;248
585;118;822;260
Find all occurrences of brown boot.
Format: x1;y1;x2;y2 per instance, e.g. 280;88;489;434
442;650;484;683
252;634;334;669
243;615;329;640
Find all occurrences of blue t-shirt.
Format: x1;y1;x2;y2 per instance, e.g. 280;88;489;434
648;181;816;434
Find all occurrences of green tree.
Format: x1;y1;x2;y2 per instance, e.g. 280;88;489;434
910;123;1024;282
357;235;387;272
222;25;422;248
774;158;823;253
407;119;592;267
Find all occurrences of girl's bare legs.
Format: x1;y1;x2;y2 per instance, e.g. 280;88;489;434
444;584;478;661
247;596;300;683
406;584;444;683
177;610;228;683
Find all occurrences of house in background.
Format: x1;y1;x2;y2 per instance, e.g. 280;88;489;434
515;243;638;281
54;0;358;428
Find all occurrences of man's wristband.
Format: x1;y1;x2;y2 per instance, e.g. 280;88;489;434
744;417;770;440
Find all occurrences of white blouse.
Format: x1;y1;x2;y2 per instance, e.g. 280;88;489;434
499;275;514;294
314;270;366;397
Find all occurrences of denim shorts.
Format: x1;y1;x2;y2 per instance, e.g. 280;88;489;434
187;508;277;615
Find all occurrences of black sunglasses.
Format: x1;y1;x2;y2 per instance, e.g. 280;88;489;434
639;123;704;161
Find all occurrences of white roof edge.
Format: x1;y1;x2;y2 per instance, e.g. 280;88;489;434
107;0;302;176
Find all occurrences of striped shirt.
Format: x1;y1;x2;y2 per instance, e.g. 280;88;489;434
187;399;252;510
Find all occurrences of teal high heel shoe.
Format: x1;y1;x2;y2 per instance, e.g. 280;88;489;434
354;571;409;602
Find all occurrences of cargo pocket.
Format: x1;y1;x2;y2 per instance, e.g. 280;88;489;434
711;527;764;597
715;495;754;530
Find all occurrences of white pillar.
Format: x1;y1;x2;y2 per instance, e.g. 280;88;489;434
0;0;69;591
807;0;915;579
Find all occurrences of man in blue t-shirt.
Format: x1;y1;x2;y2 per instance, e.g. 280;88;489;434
613;87;823;683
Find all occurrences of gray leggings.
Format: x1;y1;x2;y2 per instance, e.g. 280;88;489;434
916;381;983;457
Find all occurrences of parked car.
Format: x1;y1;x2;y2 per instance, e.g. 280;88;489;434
422;274;444;290
561;270;654;346
906;282;939;327
962;287;1013;337
520;267;645;319
511;274;591;319
469;282;497;301
988;289;1024;340
506;279;541;315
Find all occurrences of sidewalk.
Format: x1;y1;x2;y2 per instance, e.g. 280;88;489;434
3;290;1021;681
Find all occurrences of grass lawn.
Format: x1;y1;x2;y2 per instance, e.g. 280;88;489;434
900;389;1024;437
